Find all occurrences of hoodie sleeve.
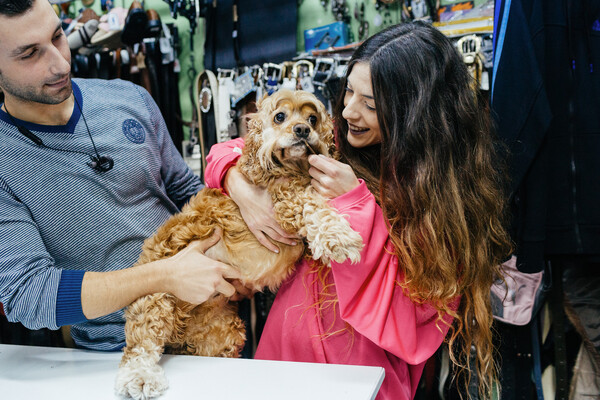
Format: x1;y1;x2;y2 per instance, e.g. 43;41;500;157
205;138;245;191
329;181;458;364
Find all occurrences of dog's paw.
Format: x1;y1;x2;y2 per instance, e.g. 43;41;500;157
340;229;363;264
330;242;362;264
115;361;168;400
310;228;363;265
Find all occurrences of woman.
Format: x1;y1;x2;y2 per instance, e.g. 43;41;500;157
205;21;511;399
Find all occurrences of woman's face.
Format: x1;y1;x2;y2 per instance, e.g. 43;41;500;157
342;62;382;148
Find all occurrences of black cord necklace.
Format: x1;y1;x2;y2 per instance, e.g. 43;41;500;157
3;95;114;172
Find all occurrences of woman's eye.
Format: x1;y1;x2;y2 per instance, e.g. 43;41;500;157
274;112;286;123
308;115;317;126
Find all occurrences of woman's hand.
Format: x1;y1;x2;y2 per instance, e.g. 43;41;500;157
224;166;298;253
308;154;360;198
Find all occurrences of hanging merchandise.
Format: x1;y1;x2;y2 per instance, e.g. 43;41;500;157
456;34;484;89
204;0;297;70
433;0;494;91
331;0;350;23
294;60;315;93
216;69;239;141
195;69;220;176
263;63;284;95
354;2;369;42
304;21;350;52
66;2;185;153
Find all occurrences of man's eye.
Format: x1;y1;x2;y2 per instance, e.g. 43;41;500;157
308;115;317;126
274;113;286;123
21;49;37;60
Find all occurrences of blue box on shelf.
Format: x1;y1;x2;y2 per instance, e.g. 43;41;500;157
304;21;349;51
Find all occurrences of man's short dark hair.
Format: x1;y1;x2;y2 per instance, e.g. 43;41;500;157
0;0;35;16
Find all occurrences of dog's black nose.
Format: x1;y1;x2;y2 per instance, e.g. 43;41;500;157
293;124;311;139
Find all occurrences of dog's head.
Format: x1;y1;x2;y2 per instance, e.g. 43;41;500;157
241;90;335;182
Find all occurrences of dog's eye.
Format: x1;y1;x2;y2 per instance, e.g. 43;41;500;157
308;115;318;126
274;112;286;123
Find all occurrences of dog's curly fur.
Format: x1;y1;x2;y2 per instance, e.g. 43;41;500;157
115;90;363;399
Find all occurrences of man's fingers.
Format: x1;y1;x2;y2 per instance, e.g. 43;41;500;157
220;263;241;280
216;279;236;297
192;228;223;253
229;279;254;300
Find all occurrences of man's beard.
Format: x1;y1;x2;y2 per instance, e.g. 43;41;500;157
0;72;72;106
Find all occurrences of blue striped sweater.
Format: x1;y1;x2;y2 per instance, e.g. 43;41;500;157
0;79;203;350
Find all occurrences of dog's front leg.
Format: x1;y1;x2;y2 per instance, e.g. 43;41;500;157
115;293;180;400
274;186;363;265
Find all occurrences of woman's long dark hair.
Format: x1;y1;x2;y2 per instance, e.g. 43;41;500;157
334;22;512;398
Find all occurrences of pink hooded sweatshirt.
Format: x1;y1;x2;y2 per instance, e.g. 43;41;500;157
205;138;457;400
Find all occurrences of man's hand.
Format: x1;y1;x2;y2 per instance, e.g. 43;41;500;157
308;154;360;199
81;230;242;319
162;232;241;304
228;279;256;301
225;166;298;253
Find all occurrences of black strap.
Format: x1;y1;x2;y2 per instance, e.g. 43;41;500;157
530;314;544;400
549;260;569;399
232;0;242;67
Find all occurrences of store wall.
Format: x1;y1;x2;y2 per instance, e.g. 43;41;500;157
69;0;204;141
68;0;486;140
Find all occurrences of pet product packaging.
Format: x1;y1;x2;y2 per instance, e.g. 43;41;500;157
304;21;349;51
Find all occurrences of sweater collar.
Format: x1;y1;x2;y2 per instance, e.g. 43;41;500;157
0;80;82;134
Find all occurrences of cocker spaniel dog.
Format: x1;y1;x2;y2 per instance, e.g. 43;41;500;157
115;89;363;399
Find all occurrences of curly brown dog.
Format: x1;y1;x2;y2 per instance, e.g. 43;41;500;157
115;89;363;399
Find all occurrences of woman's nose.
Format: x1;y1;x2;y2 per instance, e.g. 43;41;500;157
342;99;360;122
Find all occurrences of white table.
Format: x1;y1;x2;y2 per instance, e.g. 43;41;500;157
0;344;384;399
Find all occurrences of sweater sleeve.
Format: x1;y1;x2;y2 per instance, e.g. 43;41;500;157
0;183;87;329
135;84;203;208
329;181;456;365
205;138;245;190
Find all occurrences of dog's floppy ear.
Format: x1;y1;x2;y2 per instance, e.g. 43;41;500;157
255;93;271;113
323;116;339;159
314;101;337;159
239;106;267;184
246;112;262;135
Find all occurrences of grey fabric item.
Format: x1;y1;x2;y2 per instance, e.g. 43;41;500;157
491;256;544;326
68;19;99;50
563;262;600;367
569;344;600;399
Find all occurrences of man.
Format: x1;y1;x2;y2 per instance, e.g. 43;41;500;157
0;0;242;351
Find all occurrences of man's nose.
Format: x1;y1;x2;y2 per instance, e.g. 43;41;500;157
48;44;71;76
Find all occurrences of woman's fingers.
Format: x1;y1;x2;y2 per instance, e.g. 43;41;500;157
252;229;280;253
